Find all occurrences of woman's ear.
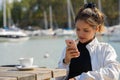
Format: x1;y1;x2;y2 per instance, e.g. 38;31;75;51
95;25;99;32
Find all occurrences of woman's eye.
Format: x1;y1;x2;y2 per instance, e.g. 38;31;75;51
84;30;89;32
76;28;80;31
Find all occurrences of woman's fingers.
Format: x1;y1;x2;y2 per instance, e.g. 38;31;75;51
66;47;80;58
71;53;80;58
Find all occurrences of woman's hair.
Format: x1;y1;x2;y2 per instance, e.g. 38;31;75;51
75;2;105;32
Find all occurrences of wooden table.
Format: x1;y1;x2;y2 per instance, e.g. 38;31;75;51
0;67;66;80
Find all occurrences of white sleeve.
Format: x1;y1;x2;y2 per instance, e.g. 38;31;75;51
58;47;70;70
75;44;120;80
55;47;70;80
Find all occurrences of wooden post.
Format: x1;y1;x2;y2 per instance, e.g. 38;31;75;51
52;69;67;78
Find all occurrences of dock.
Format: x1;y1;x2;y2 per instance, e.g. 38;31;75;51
0;67;66;80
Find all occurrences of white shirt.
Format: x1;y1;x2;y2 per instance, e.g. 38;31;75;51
56;38;120;80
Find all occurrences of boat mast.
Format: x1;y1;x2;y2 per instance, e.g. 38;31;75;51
98;0;102;11
49;5;53;29
8;7;12;27
67;0;72;29
44;11;48;29
69;0;75;20
84;0;87;4
118;0;120;24
3;0;7;28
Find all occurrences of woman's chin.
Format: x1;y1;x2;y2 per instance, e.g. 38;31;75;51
79;40;86;43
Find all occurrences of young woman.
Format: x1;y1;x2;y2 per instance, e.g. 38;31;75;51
57;2;120;80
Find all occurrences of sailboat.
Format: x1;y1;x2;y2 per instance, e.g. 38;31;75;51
107;25;120;42
0;0;29;42
41;5;55;36
54;0;75;36
0;27;29;42
106;0;120;42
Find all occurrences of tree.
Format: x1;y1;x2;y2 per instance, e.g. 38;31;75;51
11;1;22;26
0;0;119;28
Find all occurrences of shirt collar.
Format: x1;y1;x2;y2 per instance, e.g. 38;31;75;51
86;37;99;48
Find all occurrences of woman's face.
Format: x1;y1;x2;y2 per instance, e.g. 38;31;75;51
75;20;97;43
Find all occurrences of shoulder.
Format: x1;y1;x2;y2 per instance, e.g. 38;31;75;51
88;38;114;50
98;42;114;50
98;42;116;56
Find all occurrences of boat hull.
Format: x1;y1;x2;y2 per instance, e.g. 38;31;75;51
0;37;30;42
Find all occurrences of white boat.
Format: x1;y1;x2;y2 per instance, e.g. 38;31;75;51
107;0;120;42
54;28;75;36
107;25;120;42
0;0;29;42
41;28;55;36
0;28;29;42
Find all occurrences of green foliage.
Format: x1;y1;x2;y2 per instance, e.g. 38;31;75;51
11;1;22;25
0;0;119;28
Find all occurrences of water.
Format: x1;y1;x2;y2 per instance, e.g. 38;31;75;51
0;36;120;69
0;36;68;68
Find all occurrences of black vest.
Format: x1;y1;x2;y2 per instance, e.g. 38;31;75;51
67;41;92;79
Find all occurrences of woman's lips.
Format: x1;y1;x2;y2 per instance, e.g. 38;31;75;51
79;37;85;40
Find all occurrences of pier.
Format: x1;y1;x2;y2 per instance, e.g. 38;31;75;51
0;67;66;80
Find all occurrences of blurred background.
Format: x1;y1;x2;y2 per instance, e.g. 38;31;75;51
0;0;120;70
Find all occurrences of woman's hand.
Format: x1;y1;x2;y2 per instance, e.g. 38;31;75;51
64;46;80;64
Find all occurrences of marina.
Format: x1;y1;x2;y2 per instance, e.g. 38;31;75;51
0;0;120;79
0;36;120;68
